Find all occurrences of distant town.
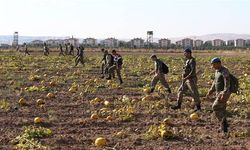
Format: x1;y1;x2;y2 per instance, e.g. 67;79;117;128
1;32;250;50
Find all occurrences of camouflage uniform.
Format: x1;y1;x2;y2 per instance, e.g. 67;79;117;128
101;52;107;75
65;44;69;55
108;54;123;84
208;66;231;130
24;44;30;55
69;44;74;55
150;59;170;92
175;57;201;109
75;46;84;66
59;44;64;56
43;43;49;56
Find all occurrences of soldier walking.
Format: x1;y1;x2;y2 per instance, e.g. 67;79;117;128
101;50;114;79
206;57;231;133
171;48;201;112
65;43;69;55
107;50;123;84
149;54;171;94
75;46;84;66
23;43;30;55
58;44;64;56
101;49;107;75
69;44;74;55
43;42;49;56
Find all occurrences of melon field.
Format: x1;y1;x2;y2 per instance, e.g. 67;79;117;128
0;49;249;150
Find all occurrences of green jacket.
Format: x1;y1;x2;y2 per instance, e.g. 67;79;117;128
210;66;231;94
183;57;196;79
154;59;164;73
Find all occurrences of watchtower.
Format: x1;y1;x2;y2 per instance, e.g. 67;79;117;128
147;31;153;48
12;32;18;47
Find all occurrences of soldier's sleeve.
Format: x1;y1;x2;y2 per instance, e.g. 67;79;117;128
222;68;231;93
209;80;216;93
186;59;196;78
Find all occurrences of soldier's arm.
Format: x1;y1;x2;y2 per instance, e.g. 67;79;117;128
222;69;231;94
184;59;196;80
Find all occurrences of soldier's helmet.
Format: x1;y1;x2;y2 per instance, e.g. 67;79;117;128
184;48;192;53
211;57;221;64
150;54;157;59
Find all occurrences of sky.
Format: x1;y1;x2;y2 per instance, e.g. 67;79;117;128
0;0;250;39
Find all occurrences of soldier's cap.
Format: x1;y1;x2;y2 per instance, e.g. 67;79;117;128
184;48;192;53
150;54;157;58
211;57;221;64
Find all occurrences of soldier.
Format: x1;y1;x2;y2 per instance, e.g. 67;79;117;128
58;44;64;56
65;43;69;55
75;46;84;66
206;57;231;133
43;42;49;56
150;54;171;93
23;43;30;55
107;50;123;84
171;48;201;112
69;44;74;55
101;49;107;75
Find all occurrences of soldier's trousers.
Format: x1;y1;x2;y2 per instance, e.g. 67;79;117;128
108;65;122;81
44;51;49;56
75;56;84;66
177;78;200;106
151;73;170;90
101;61;106;74
212;92;231;122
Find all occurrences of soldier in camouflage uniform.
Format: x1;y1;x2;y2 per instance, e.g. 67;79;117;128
75;46;85;66
65;43;69;55
43;42;49;56
58;44;65;56
150;54;171;93
101;49;107;75
69;44;74;56
172;48;201;112
23;43;30;55
206;57;231;133
107;50;123;84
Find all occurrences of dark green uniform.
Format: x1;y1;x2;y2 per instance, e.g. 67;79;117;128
108;54;123;84
75;46;84;66
24;44;30;55
43;43;49;56
59;44;64;56
177;57;200;107
208;66;231;131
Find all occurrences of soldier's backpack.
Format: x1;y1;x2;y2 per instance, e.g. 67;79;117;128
162;62;169;74
229;74;239;93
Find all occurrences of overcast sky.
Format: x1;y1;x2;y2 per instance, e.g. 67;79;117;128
0;0;250;38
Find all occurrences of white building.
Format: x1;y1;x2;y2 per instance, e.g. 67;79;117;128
212;39;225;47
227;40;235;46
193;40;203;48
159;38;171;48
182;38;193;48
176;40;182;47
30;40;44;46
101;38;119;48
83;38;97;47
64;37;79;47
130;38;144;48
46;39;63;47
236;39;246;47
246;39;250;46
